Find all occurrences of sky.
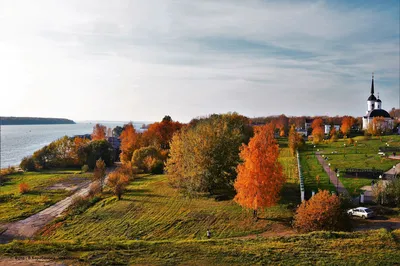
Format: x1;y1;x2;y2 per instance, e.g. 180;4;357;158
0;0;399;123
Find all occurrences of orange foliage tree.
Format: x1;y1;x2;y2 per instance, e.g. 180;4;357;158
330;126;338;142
288;124;302;156
340;116;355;137
234;123;285;219
293;190;350;232
91;124;107;141
142;116;182;149
311;118;324;144
119;123;141;163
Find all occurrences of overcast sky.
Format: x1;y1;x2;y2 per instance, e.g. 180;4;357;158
0;0;399;122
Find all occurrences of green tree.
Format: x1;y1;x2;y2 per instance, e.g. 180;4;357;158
166;113;252;195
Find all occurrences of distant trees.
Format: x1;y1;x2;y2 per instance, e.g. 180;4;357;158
20;156;36;171
166;113;253;195
311;118;324;144
92;124;107;140
234;123;285;219
293;190;350;232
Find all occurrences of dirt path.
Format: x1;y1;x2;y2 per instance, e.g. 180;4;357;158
316;151;349;196
0;168;114;244
0;180;91;243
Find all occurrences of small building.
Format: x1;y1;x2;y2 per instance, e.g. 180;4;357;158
324;125;340;135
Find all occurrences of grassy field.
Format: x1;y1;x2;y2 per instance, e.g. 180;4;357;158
39;144;299;242
299;135;400;196
41;174;295;242
0;170;91;223
312;135;400;172
1;229;399;265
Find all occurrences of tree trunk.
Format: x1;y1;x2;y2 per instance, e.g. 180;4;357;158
253;209;258;220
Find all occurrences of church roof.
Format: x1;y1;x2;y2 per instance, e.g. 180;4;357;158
376;98;382;102
366;109;391;118
368;94;377;101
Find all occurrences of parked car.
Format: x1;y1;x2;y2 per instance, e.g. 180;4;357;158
347;207;375;219
378;152;386;156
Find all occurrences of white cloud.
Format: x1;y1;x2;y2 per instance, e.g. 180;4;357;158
0;0;398;122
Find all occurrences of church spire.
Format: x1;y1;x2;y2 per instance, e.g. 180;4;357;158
371;72;374;95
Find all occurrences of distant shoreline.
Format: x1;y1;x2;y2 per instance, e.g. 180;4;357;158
0;116;75;125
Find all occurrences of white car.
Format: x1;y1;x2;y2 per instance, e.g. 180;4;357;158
347;207;375;219
378;152;386;156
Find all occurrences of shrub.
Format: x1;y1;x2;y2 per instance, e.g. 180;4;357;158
70;196;92;215
151;160;164;174
20;156;36;171
81;165;89;173
131;146;160;172
293;190;351;232
106;168;130;200
18;183;30;194
88;181;102;198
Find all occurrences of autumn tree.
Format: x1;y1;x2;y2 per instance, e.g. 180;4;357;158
330;126;338;142
92;124;107;140
119;123;141;163
142;116;182;149
293;190;350;232
106;168;130;200
93;158;106;192
166;113;252;195
341;116;355;137
368;116;387;136
288;124;302;156
311;118;324;144
234;123;285;219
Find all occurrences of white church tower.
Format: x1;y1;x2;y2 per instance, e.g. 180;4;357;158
362;73;394;130
366;73;377;113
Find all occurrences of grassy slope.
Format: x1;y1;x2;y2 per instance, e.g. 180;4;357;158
41;144;299;242
1;230;399;265
0;171;91;223
300;135;400;197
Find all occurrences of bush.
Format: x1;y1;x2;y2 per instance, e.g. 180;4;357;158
88;181;102;198
151;160;164;174
18;183;30;194
293;190;351;232
131;146;161;172
81;165;89;173
106;168;130;200
20;156;36;171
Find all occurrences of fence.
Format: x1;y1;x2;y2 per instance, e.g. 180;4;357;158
297;150;305;202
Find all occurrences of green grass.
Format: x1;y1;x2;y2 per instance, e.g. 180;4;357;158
0;171;92;223
40;144;299;242
299;150;335;198
1;229;399;265
41;174;295;242
299;135;400;197
313;135;400;172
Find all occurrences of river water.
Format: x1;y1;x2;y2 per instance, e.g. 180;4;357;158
0;122;144;168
